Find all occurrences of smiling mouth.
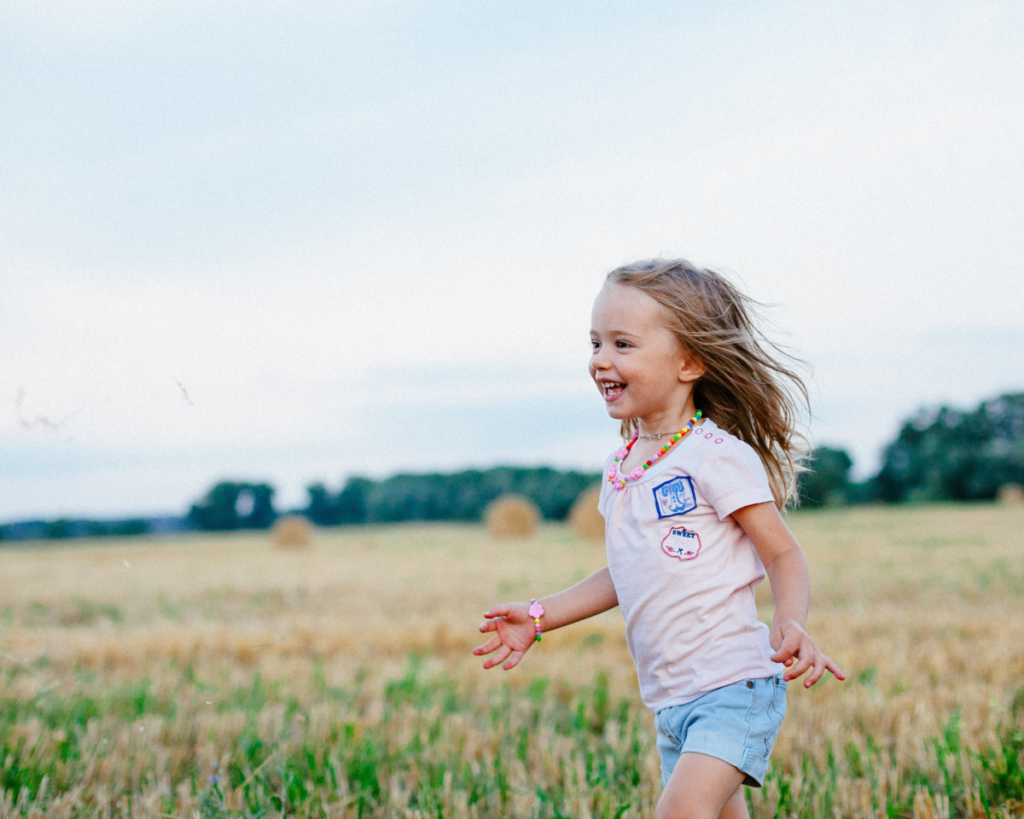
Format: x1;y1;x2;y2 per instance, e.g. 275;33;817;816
601;381;626;401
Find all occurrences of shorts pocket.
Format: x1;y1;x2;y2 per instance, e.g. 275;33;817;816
763;677;788;756
655;707;679;745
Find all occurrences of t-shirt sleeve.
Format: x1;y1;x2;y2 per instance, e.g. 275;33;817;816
695;440;775;521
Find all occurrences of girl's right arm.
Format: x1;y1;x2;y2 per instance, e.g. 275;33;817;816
473;567;618;670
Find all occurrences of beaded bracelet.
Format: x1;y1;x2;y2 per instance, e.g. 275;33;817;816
528;599;545;642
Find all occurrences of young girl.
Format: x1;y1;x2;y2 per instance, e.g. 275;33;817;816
474;259;845;819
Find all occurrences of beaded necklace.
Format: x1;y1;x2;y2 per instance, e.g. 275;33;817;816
607;410;703;490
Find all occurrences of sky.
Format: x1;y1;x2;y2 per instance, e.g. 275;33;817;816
2;0;1023;521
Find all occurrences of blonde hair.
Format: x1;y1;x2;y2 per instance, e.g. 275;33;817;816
606;259;809;509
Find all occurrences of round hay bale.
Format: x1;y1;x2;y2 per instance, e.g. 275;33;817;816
271;515;313;549
997;483;1024;505
569;485;605;541
485;494;540;539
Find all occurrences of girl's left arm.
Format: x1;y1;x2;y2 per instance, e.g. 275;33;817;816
732;502;846;688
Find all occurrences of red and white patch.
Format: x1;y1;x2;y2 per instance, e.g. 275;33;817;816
661;526;702;561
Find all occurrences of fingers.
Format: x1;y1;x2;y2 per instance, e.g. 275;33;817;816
783;635;817;681
825;655;846;681
769;630;802;665
472;634;502;657
478;618;499;634
785;654;813;682
502;650;525;671
803;652;828;687
482;644;512;670
483;603;513;619
773;631;813;682
770;622;846;688
803;651;847;687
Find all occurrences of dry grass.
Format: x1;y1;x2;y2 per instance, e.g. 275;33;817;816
998;484;1024;505
484;495;540;538
568;486;605;542
0;504;1022;817
270;515;314;549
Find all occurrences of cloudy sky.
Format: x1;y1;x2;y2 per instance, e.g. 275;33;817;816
2;0;1023;520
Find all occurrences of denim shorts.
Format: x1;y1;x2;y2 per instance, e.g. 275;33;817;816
654;675;787;788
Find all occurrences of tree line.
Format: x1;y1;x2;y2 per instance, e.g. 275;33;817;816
191;467;602;530
800;393;1024;506
2;392;1021;542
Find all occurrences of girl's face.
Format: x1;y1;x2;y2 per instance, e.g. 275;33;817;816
589;283;704;426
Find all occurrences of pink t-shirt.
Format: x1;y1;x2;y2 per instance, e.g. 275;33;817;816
598;418;784;713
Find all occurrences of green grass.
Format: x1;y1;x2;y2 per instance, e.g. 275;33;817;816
757;708;1024;818
1;660;1021;818
2;507;1023;817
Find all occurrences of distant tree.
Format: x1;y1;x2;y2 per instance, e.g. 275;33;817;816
872;393;1024;502
335;477;371;524
45;518;73;539
799;447;854;507
303;467;602;526
0;521;48;542
798;448;856;505
188;481;278;530
0;516;176;544
305;483;337;526
85;519;150;538
84;518;149;536
189;482;242;530
245;484;276;529
112;519;150;537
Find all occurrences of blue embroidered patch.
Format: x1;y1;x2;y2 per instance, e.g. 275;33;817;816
652;476;697;519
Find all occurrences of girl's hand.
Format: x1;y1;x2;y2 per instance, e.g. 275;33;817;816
473;602;538;671
769;618;846;688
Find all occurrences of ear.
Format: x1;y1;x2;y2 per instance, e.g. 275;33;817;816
678;351;705;383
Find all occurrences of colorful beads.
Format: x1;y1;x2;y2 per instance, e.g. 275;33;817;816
528;599;545;642
608;411;703;491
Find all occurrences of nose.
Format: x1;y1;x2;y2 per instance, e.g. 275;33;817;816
590;345;611;372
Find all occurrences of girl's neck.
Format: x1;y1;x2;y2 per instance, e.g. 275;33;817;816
636;403;702;437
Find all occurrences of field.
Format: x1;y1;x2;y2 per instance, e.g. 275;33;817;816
1;505;1023;819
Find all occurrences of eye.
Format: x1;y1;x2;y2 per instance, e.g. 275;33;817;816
590;339;601;350
615;340;632;349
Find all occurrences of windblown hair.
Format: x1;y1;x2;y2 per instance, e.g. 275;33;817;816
606;259;809;509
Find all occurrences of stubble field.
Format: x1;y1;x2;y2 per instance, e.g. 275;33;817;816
1;505;1023;818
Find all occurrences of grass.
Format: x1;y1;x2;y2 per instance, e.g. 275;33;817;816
0;504;1023;817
